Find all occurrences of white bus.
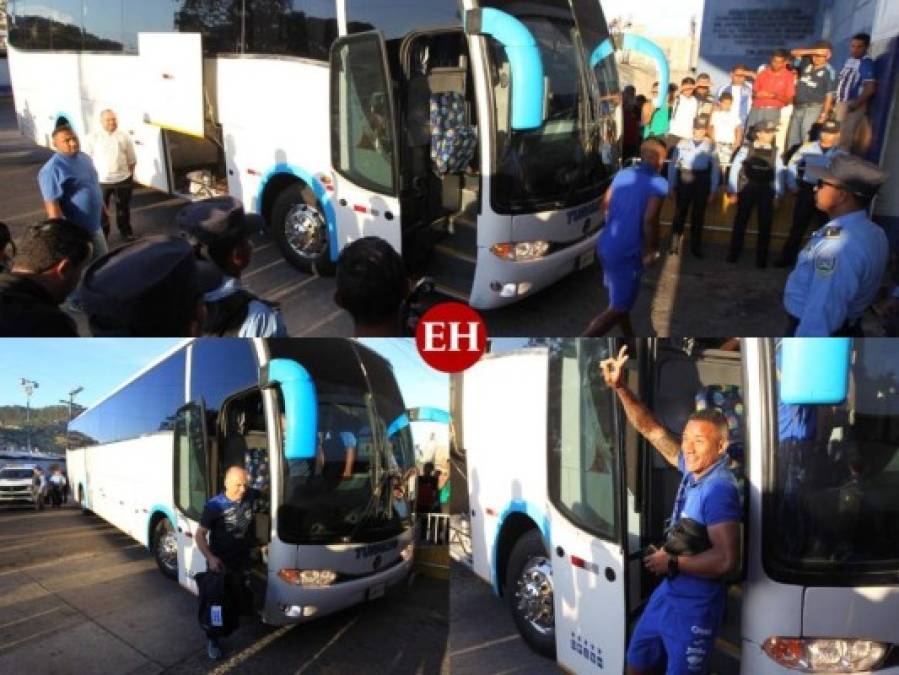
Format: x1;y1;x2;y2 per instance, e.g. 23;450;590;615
66;338;416;626
6;0;622;308
457;338;899;674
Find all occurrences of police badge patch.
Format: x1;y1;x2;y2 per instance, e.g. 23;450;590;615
815;254;836;275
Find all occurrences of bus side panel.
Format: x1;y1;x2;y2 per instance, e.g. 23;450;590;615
213;58;332;215
66;448;87;508
463;350;549;589
83;434;175;548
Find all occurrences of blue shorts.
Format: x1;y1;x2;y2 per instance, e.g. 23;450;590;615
626;582;725;675
601;260;642;312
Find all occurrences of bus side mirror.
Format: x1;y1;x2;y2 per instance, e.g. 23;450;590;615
260;359;318;460
780;338;851;405
464;8;545;130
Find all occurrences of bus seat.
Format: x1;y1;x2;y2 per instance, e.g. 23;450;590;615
430;92;477;175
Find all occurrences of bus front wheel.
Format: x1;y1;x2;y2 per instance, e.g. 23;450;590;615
78;486;91;516
271;184;335;276
505;530;556;658
152;518;178;580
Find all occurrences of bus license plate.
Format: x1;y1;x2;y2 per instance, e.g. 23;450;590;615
367;583;386;600
578;250;594;269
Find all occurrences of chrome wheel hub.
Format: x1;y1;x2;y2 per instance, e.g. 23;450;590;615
284;203;328;259
157;527;178;573
515;556;554;635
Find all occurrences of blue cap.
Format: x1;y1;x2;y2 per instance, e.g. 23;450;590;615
806;153;887;198
80;235;222;334
176;196;265;244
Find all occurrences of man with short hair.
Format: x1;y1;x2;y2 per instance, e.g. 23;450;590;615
667;78;699;146
601;346;741;675
693;73;716;128
784;154;889;336
835;33;877;152
717;64;754;127
87;109;137;242
0;219;93;336
177;196;287;337
776;119;846;267
667;119;720;258
583;138;668;336
37;125;108;261
79;234;222;337
335;236;410;337
195;466;260;660
786;41;837;154
746;50;796;132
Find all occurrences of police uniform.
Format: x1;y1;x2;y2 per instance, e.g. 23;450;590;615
80;235;222;336
777;121;846;267
177;197;288;338
668;128;720;257
783;154;889;336
726;121;785;267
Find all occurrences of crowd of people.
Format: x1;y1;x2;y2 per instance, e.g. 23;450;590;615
0;32;896;338
0;108;414;338
591;32;896;337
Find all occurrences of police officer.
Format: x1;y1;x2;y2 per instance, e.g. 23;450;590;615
776;119;846;267
177;197;287;337
783;154;888;336
667;119;720;257
80;234;222;336
726;120;785;268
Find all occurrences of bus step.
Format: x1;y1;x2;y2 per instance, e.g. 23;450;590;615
428;244;475;300
434;243;476;265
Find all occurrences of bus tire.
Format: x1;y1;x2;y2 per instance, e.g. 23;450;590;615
271;183;335;276
504;529;556;658
152;517;178;580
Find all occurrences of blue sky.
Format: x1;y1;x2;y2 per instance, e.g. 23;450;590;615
0;339;446;413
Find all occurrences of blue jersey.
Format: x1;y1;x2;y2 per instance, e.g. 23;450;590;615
200;488;261;567
784;210;888;335
37;152;103;233
668;139;720;193
665;454;742;600
204;276;288;337
717;83;753;125
598;164;668;265
786;142;846;190
836;56;876;103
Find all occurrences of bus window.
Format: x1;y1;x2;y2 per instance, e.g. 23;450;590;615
247;0;339;61
331;33;398;195
768;340;899;583
174;404;210;522
548;340;618;540
51;0;84;49
9;0;53;49
83;1;126;52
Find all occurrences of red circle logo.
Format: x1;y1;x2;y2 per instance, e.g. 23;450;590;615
415;302;487;373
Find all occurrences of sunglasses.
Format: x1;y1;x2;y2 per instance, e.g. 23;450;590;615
816;179;843;191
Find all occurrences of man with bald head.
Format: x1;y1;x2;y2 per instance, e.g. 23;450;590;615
196;466;259;659
86;108;137;241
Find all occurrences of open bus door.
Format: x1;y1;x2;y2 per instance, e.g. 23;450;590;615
173;401;212;594
329;32;403;256
546;340;628;673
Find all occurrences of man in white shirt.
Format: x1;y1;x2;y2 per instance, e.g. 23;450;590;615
667;77;699;146
87;109;137;241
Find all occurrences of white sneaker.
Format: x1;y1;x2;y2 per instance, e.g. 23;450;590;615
206;639;223;660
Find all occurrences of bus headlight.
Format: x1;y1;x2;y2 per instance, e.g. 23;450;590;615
762;636;889;672
400;543;414;561
278;569;338;587
490;241;550;261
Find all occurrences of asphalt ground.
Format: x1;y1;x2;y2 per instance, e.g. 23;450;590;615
0;503;449;675
0;93;801;336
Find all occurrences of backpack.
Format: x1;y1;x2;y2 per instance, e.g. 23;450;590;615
204;290;279;337
196;571;239;638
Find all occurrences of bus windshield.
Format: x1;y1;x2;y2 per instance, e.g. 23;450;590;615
483;0;618;214
766;340;899;583
270;341;414;545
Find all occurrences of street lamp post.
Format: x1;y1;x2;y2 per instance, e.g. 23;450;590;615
61;386;83;450
20;378;39;454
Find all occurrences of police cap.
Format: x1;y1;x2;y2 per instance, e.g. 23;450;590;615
819;119;841;134
752;119;778;134
807;153;888;198
176;196;265;245
80;235;222;334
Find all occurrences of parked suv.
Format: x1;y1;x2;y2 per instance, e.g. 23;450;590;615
0;464;39;505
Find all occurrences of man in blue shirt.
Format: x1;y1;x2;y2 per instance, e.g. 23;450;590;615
196;466;260;659
784;154;888;336
601;346;742;675
37;125;108;263
786;41;837;154
716;64;753;128
835;33;877;152
584;138;668;336
726;120;785;268
776;119;846;267
667;120;720;258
